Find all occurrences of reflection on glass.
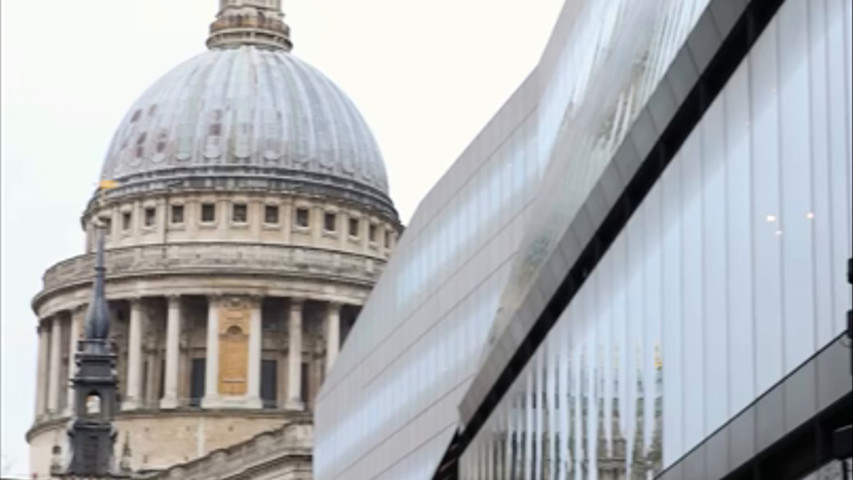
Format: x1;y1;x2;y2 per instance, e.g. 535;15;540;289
487;0;711;350
462;0;852;476
461;301;664;479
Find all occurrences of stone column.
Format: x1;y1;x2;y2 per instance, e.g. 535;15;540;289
311;206;323;244
326;302;341;373
282;200;292;244
47;316;63;414
286;298;304;410
123;298;143;410
246;296;263;408
160;296;182;409
202;295;220;408
35;321;50;418
65;306;85;416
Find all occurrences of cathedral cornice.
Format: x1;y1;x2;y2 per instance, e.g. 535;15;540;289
32;243;384;314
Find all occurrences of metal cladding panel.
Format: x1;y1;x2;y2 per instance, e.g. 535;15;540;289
317;0;853;477
459;0;853;477
460;0;719;426
313;70;543;479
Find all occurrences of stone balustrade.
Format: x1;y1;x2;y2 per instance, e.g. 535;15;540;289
156;419;312;480
40;242;382;296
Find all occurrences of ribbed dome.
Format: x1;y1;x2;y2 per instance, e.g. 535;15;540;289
100;46;389;195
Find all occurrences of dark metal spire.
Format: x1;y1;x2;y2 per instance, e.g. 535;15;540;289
83;223;110;345
64;218;122;477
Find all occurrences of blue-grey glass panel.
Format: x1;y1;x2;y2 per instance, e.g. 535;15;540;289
457;1;853;477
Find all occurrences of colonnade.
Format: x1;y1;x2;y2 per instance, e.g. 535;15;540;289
33;294;349;421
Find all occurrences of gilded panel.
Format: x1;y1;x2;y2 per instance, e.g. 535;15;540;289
218;297;250;396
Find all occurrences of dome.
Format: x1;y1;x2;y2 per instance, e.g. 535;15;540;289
100;46;390;196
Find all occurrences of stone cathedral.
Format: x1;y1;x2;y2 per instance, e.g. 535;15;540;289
27;1;401;478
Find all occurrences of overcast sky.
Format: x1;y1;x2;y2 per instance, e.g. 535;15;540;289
0;0;562;475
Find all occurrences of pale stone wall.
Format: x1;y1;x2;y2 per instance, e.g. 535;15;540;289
28;412;300;478
29;426;57;479
148;420;313;480
31;178;399;478
86;192;399;259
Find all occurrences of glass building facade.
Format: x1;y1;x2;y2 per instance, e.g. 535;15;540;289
315;0;852;478
314;71;546;480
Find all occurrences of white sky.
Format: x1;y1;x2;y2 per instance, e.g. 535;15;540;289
0;0;562;475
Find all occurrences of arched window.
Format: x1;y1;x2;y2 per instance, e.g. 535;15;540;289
85;393;101;415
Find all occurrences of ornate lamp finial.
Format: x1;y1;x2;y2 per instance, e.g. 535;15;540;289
207;0;293;51
83;221;110;347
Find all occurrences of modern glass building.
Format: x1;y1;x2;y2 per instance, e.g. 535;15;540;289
315;0;853;478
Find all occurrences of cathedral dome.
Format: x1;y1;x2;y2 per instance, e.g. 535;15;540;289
99;45;390;199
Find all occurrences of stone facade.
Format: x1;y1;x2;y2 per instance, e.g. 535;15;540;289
28;192;398;477
140;419;313;480
28;2;401;478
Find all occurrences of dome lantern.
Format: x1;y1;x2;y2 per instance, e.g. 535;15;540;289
207;0;293;51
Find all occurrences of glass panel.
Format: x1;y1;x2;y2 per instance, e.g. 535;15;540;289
316;0;853;477
459;2;853;477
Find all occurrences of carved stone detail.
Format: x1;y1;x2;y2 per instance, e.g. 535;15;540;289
218;297;251;396
38;243;383;300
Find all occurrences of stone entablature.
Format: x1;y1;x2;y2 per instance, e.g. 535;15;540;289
37;243;381;307
147;419;312;480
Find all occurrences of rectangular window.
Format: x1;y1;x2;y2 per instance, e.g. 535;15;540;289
264;205;279;224
201;203;216;223
295;207;310;228
103;218;112;236
324;212;337;232
385;230;392;248
141;360;149;401
349;218;359;237
300;362;309;404
368;224;377;243
261;360;278;409
189;358;205;408
232;203;248;223
122;212;131;231
144;207;156;227
158;358;166;400
171;205;184;224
